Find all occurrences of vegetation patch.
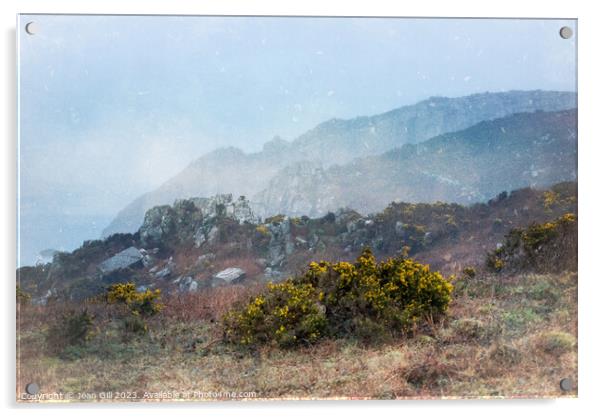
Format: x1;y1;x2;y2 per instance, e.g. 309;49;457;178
487;213;577;273
536;331;576;356
45;310;95;356
223;248;453;347
106;282;163;317
106;283;163;335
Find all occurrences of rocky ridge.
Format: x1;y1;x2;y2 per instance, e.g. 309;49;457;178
17;182;577;304
102;90;577;237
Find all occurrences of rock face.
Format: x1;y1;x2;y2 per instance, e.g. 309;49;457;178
139;206;176;247
263;267;283;281
254;109;578;217
212;267;246;285
191;195;259;248
195;253;216;269
102;91;577;237
266;218;294;267
98;247;144;274
252;161;335;218
36;249;59;265
138;194;260;249
16;180;578;302
191;194;259;224
139;248;157;268
139;199;203;248
154;257;175;279
173;276;199;293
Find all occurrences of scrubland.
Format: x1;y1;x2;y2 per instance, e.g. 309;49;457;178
17;268;577;401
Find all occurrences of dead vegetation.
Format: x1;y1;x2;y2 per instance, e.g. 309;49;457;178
17;267;577;401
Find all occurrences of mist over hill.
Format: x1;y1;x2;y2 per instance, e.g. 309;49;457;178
102;90;576;238
254;109;577;217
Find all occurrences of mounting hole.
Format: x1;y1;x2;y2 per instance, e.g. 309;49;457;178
559;377;574;391
559;26;573;39
25;382;39;395
25;21;38;35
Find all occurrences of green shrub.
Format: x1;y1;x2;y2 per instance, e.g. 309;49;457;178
462;267;476;279
486;255;505;272
223;248;453;347
486;213;576;273
46;309;94;355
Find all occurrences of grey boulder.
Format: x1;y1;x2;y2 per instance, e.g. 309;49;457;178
98;247;144;274
212;267;246;284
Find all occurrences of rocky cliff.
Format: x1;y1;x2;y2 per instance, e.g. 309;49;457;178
18;182;577;304
253;109;577;217
102;90;577;237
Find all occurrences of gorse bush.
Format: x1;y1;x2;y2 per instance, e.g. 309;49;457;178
106;282;163;317
462;267;476;279
223;248;453;347
223;281;327;347
487;213;577;273
106;283;163;335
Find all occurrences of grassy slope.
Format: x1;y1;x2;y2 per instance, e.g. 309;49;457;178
17;268;577;401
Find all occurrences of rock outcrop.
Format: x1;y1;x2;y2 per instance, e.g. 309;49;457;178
153;257;176;279
98;247;144;274
139;194;260;249
173;276;199;293
253;109;578;217
16;181;578;302
191;194;259;248
212;267;246;286
102;91;577;237
266;217;295;267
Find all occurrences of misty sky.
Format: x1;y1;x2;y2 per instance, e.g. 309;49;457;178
17;15;576;265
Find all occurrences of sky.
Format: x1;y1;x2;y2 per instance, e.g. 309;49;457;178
17;15;577;265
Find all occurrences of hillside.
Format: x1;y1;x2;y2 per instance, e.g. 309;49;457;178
102;90;576;237
18;182;576;304
254;109;577;217
17;182;578;400
290;90;576;164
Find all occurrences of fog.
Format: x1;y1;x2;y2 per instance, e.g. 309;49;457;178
18;15;576;265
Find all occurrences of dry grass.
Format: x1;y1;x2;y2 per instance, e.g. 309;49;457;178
17;270;577;402
162;283;263;322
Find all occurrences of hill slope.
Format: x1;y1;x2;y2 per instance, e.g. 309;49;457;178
102;90;576;237
19;181;576;303
254;109;577;217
